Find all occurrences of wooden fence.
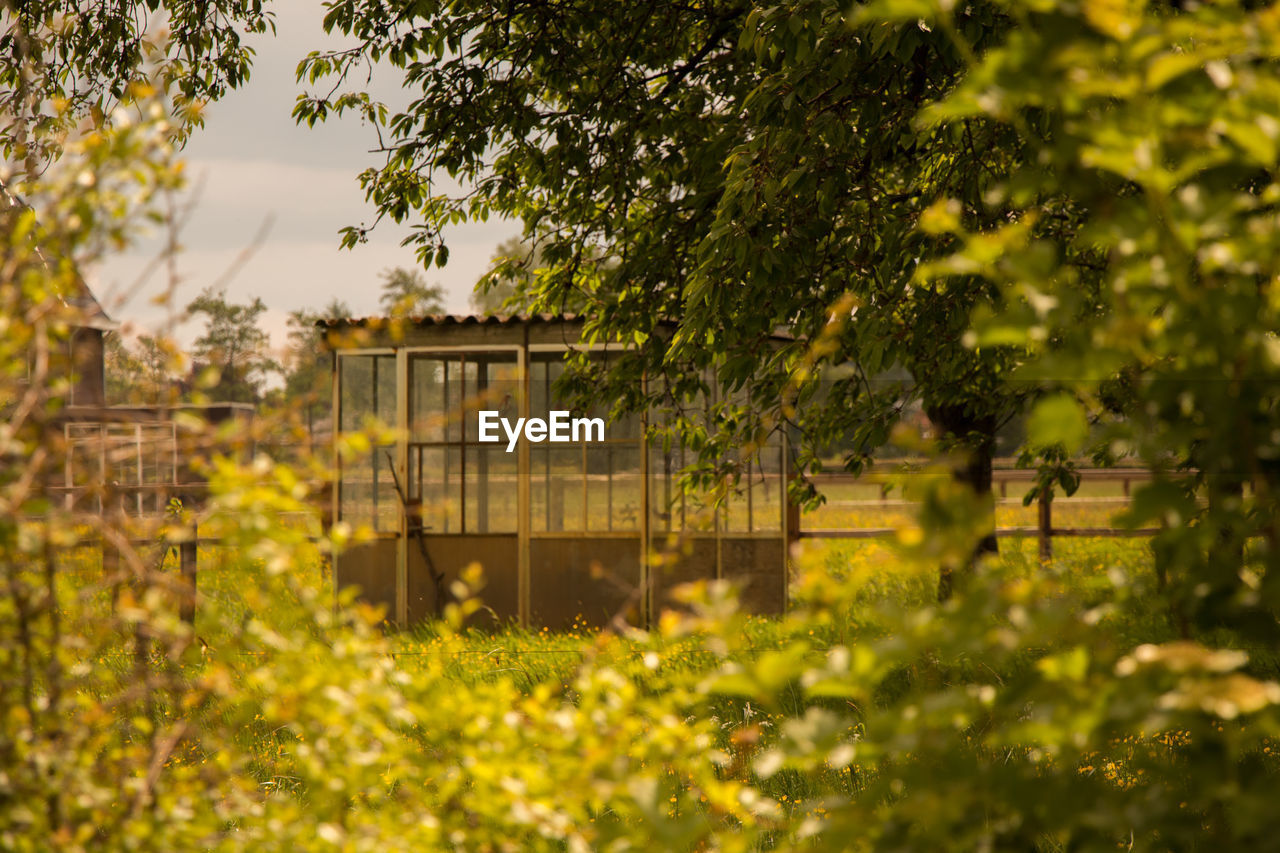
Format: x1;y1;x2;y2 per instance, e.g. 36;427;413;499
51;464;1162;624
796;466;1160;561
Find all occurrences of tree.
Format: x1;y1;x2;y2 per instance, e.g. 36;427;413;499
103;333;143;404
186;287;277;403
106;333;183;404
0;2;273;164
284;298;352;443
135;334;181;403
378;266;446;317
297;0;1047;594
471;236;539;315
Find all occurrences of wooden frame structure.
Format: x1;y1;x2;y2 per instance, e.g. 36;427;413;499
322;315;792;629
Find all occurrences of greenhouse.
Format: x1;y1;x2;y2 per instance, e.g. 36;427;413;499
321;314;792;629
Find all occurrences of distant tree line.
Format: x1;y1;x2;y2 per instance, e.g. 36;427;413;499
104;265;453;409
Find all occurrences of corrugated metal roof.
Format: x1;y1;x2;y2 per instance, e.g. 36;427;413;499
316;312;580;328
317;312;797;342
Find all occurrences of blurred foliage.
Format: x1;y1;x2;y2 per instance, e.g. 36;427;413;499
279;298;352;448
105;332;184;405
900;0;1280;643
8;0;1280;851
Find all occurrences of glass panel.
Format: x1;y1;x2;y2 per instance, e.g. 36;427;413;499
685;475;718;534
140;424;176;515
460;359;479;440
585;446;610;531
337;353;398;532
373;450;398;532
649;443;680;533
375;355;396;427
339;452;372;526
531;446;550;532
533;446;584;532
587;446;640;531
608;408;641;441
646;372;786;536
445;358;463;442
140;425;173;485
753;445;784;532
612;445;643;531
417;447;460;533
466;446;517;533
339;355;373;432
530;358;547;416
445;447;463;533
725;461;752;534
529;353;569;424
104;424;137;485
67;423;103;514
410;356;447;442
337;350;396;427
483;357;520;423
410;352;519;536
463;355;519;435
531;352;642;440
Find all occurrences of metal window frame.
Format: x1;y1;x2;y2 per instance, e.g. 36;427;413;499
400;345;525;624
332;332;791;626
404;348;523;535
526;348;643;538
333;349;397;545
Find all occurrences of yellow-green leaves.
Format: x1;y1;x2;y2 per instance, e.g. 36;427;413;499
1026;394;1089;454
1082;0;1147;41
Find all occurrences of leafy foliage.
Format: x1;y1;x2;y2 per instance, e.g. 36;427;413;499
899;0;1280;641
471;235;540;315
295;0;1046;527
0;1;274;163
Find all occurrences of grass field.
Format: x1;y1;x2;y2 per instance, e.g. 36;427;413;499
60;486;1152;657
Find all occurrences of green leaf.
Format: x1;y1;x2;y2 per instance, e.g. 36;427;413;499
1026;394;1088;454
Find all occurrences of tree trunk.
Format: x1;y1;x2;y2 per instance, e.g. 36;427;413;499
925;402;999;602
1200;473;1245;635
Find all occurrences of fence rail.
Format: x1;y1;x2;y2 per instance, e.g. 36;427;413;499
798;526;1159;540
53;464;1158;620
798;465;1159;559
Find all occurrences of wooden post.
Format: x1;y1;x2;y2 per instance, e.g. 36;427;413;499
179;520;197;625
638;380;651;629
518;343;531;628
782;437;796;615
103;533;121;610
786;498;801;552
1037;488;1052;563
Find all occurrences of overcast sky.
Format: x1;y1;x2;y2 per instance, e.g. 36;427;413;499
88;2;517;358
